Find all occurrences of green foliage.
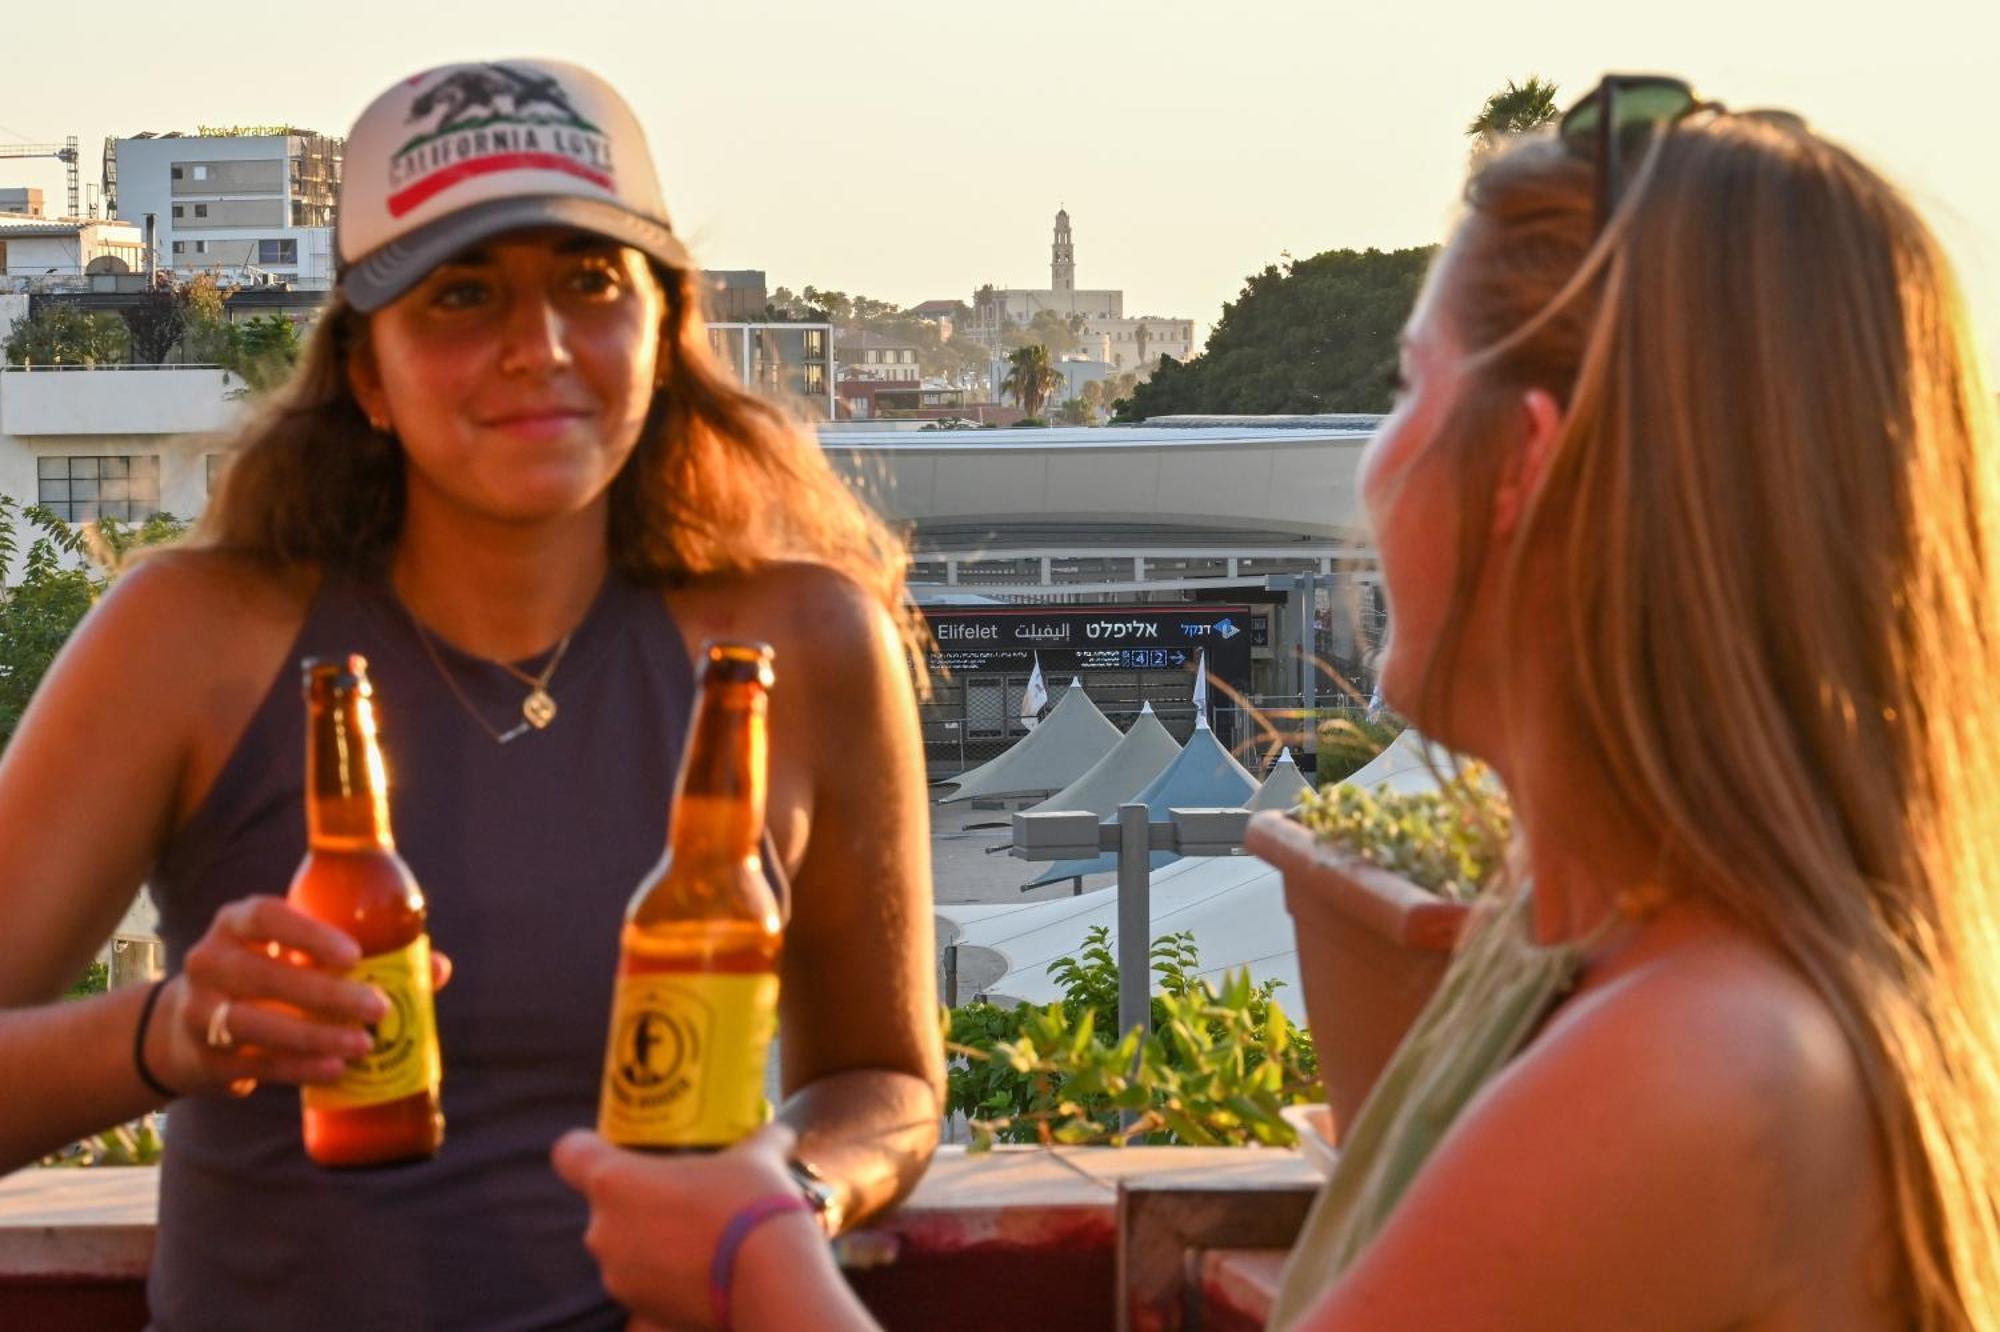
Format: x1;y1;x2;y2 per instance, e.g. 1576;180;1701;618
224;314;303;394
1117;247;1436;420
123;286;189;364
1002;344;1061;419
1054;398;1091;426
64;961;108;999
771;286;990;390
1468;75;1563;145
945;927;1320;1149
1009;309;1086;359
4;306;130;366
1314;712;1406;783
1293;763;1514;899
39;1119;163;1168
0;498;186;752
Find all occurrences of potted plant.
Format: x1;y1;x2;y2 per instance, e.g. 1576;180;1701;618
1244;759;1511;1144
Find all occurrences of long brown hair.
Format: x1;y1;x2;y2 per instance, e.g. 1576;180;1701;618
1421;119;2000;1325
193;262;919;659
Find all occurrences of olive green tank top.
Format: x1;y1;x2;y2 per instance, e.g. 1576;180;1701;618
1268;889;1596;1329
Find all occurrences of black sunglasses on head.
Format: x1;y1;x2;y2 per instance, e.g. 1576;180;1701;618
1559;74;1709;234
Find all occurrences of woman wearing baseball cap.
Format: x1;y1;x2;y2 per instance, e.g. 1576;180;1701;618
0;60;940;1329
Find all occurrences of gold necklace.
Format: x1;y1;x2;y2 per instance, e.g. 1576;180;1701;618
404;609;576;745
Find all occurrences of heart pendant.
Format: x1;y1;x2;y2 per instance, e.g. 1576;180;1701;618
521;689;558;730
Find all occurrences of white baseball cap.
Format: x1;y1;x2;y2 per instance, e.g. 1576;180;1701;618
335;59;692;312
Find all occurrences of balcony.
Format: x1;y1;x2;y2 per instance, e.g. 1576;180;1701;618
0;366;239;438
0;1146;1316;1331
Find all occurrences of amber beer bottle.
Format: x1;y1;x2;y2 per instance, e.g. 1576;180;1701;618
599;641;782;1151
288;656;443;1168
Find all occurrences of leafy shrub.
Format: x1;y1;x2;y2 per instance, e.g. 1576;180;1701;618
1314;712;1406;783
945;927;1320;1149
1292;762;1513;899
39;1120;163;1168
65;961;108;999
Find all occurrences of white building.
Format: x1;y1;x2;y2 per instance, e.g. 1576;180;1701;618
972;210;1198;378
111;130;341;289
835;332;922;384
0;365;238;580
0;218;146;283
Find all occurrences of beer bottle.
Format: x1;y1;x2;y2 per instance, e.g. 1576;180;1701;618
598;641;782;1151
288;656;443;1168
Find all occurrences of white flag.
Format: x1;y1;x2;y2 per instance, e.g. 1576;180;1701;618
1192;648;1210;726
1021;654;1049;730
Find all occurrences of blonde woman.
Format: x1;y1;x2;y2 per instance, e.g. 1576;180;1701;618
1266;75;2000;1330
563;75;2000;1331
0;60;941;1330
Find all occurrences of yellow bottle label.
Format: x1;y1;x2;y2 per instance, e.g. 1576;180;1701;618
597;971;778;1148
303;936;441;1111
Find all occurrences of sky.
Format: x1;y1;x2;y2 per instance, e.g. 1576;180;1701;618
5;0;1997;369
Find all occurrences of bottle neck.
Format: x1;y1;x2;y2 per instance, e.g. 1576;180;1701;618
306;689;396;851
667;683;768;865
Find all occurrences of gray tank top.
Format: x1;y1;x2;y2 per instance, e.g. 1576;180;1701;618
147;571;786;1332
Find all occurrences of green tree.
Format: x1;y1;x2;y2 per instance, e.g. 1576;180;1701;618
1054;397;1091;426
0;499;186;752
123;285;188;364
1468;76;1562;149
1117;246;1435;420
225;314;303;394
1011;309;1085;359
180;274;233;365
3;307;129;366
1002;344;1060;420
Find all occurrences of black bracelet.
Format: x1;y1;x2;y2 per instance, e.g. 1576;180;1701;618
133;978;181;1102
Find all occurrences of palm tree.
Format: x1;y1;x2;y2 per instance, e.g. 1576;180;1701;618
1467;76;1561;149
1002;344;1061;421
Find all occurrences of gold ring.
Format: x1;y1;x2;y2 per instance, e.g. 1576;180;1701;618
205;1000;236;1051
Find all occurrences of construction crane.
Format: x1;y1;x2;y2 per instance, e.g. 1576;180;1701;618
0;136;81;218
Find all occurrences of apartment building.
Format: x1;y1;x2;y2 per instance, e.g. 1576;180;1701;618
111;130;341;288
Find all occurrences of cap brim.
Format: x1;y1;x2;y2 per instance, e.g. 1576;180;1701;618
339;194;691;313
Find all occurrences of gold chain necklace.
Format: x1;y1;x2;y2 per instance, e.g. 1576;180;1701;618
403;608;577;745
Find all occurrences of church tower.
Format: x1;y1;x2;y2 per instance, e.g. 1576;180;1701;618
1051;208;1075;293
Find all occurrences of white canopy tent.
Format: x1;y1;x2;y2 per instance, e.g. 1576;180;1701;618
1245;747;1312;814
1022;703;1182;818
1020;721;1258;888
936;681;1121;805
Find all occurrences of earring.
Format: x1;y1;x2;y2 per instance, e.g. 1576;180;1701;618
369;415;392;434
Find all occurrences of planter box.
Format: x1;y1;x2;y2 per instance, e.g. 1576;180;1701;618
1244;811;1470;1143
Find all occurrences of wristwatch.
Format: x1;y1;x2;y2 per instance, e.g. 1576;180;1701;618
787;1156;843;1236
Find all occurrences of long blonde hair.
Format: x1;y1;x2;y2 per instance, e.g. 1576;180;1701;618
1425;118;2000;1326
193;263;920;659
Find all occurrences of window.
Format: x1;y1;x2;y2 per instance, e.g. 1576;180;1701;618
172;241;186;255
194;241;208;255
257;238;298;265
172;205;184;219
170;166;184;181
36;455;161;523
192;165;208;181
194;204;208;218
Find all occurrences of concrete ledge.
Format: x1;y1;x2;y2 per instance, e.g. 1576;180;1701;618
0;1145;1316;1331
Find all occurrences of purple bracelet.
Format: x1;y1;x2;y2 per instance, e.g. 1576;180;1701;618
709;1192;812;1331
